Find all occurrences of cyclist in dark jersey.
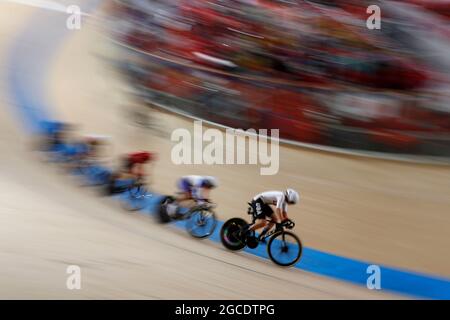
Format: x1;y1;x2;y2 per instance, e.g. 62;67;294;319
107;151;156;194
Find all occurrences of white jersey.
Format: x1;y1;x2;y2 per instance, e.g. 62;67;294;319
253;191;287;212
180;175;205;200
182;175;204;188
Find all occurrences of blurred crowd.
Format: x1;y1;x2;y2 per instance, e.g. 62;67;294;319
105;0;450;156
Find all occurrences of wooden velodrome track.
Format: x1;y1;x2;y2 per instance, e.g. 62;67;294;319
0;0;448;298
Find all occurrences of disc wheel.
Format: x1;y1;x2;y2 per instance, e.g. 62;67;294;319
220;218;248;251
157;196;174;223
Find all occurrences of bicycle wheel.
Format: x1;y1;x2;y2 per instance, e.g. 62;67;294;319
88;167;111;186
78;165;108;185
220;218;248;251
121;186;148;211
185;209;217;239
73;165;94;187
157;196;174;223
267;231;302;267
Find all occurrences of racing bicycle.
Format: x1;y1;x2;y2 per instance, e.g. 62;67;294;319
119;177;154;212
220;203;302;267
158;196;217;239
106;175;153;211
72;159;112;186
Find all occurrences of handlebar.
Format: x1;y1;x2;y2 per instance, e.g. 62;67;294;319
282;219;295;229
201;203;217;210
193;199;216;210
265;218;295;230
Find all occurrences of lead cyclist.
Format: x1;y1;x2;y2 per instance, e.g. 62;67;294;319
243;189;300;241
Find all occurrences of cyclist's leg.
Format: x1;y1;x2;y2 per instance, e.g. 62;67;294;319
258;213;279;241
191;186;209;205
280;210;288;222
107;157;130;193
131;163;144;178
167;179;190;218
250;219;268;233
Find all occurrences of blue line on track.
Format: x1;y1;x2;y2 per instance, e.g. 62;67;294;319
6;0;450;299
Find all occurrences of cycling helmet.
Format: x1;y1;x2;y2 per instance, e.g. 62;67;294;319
285;188;299;204
200;176;218;189
129;151;157;163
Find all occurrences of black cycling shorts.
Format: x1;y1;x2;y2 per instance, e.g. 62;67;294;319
251;198;274;220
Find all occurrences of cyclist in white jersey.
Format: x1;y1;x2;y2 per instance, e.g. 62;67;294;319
166;175;218;219
176;175;218;202
245;189;300;240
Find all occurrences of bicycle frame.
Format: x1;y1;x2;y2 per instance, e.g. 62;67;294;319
184;202;215;219
128;182;152;199
247;206;294;241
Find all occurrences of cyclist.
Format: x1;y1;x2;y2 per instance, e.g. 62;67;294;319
243;189;299;241
38;120;73;153
70;134;111;168
178;175;218;202
166;175;218;219
107;151;156;194
39;122;90;164
80;134;111;161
